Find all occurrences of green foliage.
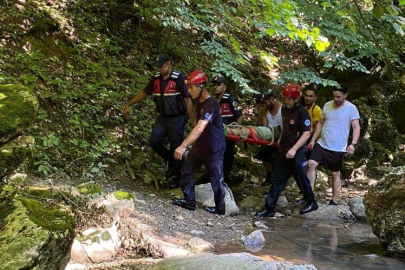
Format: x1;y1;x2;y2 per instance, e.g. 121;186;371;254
275;68;340;87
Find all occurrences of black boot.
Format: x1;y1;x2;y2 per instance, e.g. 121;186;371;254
172;199;196;211
300;200;318;214
203;206;225;215
255;208;275;217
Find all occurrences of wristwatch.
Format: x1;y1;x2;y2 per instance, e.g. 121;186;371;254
351;142;357;147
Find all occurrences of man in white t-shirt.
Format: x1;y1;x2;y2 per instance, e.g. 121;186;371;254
255;89;283;186
307;88;360;205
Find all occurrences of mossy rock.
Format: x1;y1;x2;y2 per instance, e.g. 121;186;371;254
0;195;75;270
77;181;103;195
0;135;35;179
0;84;39;143
364;173;405;260
114;190;135;201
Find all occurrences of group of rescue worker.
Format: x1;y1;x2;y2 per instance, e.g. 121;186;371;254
123;54;361;217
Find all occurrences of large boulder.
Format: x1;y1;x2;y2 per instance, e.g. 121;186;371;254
364;172;405;260
0;135;35;179
147;252;317;270
298;205;355;221
0;84;38;143
0;195;75;270
195;183;239;216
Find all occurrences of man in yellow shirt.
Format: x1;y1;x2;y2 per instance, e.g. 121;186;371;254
303;86;322;141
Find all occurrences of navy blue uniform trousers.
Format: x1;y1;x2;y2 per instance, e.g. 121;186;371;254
265;147;314;209
149;114;186;174
223;140;236;182
180;148;226;213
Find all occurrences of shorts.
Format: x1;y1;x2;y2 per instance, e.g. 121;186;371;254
309;144;345;171
255;145;279;163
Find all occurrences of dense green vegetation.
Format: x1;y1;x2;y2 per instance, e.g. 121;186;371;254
0;0;404;181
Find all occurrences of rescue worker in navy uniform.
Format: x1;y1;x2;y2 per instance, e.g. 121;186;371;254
256;84;318;217
212;74;243;183
123;54;196;188
172;70;226;215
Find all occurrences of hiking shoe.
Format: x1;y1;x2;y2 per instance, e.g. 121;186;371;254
328;200;338;206
203;206;225;215
172;199;196;211
255;208;275;218
261;179;271;186
300;200;318;214
296;198;307;205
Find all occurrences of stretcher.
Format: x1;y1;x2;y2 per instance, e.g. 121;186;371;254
224;123;281;146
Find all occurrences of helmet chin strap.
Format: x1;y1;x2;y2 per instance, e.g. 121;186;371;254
197;84;204;100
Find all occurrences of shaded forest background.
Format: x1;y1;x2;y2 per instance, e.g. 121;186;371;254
1;0;405;182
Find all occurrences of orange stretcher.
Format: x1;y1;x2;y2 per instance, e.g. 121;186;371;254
225;126;278;146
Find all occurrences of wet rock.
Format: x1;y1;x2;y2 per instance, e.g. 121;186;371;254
147;252;318;270
0;84;39;143
348;196;367;221
188;237;214;253
254;221;268;231
298;205;355;221
0;195;75;270
244;230;266;246
364;172;405;260
195;183;239;216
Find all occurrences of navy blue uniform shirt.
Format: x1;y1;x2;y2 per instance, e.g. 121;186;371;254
219;93;243;125
143;70;189;116
279;103;311;153
194;96;225;153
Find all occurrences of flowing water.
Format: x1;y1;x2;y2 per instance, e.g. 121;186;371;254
215;217;405;270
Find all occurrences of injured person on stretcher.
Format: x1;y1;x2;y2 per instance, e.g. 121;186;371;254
224;123;281;145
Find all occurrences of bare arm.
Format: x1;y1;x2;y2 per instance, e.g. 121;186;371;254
123;91;148;120
184;97;197;128
310;117;324;145
174;119;209;159
346;119;360;155
236;115;243;125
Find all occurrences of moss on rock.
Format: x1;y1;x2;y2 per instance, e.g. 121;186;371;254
364;173;405;260
0;195;75;269
114;190;135;201
0;84;39;143
77;181;102;195
0;135;35;179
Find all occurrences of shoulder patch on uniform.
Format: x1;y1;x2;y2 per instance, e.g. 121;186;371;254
154;72;160;77
304;119;310;126
232;101;237;107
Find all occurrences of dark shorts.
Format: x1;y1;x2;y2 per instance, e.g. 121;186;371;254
310;144;345;172
255;145;279;163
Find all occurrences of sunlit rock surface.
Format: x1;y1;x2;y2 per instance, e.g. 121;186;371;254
365;171;405;260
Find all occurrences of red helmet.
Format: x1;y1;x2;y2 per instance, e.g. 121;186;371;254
282;84;301;99
185;70;207;85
